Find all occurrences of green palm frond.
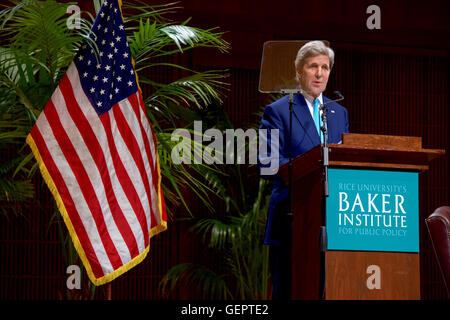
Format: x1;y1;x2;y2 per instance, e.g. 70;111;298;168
131;21;229;61
1;0;94;91
180;178;270;299
191;180;269;250
146;71;228;112
160;24;229;54
0;177;33;203
122;0;180;25
123;1;229;55
0;155;34;217
128;14;229;65
192;217;241;249
156;131;232;216
159;263;232;300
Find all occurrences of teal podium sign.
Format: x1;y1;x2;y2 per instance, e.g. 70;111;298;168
326;168;419;252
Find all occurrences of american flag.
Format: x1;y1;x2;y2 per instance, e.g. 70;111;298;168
26;0;167;285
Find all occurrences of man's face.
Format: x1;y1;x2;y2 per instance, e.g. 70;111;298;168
297;54;331;98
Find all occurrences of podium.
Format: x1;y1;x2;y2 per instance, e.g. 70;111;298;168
278;133;445;299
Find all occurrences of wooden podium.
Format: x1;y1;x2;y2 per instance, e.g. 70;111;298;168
278;133;445;300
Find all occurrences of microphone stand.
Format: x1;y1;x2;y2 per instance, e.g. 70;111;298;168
279;88;302;300
318;91;344;299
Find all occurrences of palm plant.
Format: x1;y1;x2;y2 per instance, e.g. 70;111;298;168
159;179;272;300
0;0;92;217
123;1;232;216
159;104;273;300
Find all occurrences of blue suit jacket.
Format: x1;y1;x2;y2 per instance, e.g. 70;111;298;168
259;94;349;246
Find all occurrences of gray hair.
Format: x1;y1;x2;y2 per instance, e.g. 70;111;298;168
294;40;335;71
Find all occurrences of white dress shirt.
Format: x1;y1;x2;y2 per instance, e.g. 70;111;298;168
301;92;324;120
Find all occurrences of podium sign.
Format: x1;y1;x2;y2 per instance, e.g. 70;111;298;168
326;168;419;252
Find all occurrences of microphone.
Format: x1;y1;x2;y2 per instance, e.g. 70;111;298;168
321;91;344;108
334;90;344;101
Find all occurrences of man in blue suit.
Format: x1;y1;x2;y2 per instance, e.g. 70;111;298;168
259;40;349;299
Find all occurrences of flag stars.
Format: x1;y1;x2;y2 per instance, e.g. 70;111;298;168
75;1;138;110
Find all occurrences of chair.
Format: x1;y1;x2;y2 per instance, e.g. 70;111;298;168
425;206;450;298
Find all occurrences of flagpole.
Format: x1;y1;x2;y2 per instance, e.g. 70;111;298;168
106;282;112;300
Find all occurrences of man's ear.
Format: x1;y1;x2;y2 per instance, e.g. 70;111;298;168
295;70;302;83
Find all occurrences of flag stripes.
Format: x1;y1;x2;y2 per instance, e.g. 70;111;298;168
43;96;125;271
57;72;142;260
28;127;107;278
